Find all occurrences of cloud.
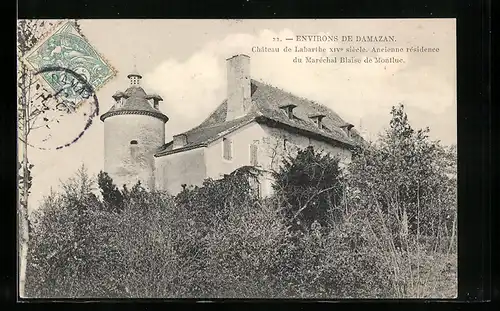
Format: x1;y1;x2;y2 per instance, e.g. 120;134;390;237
142;28;454;142
26;24;456;212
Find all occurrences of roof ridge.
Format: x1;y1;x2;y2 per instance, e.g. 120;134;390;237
193;99;228;128
183;114;257;138
250;78;317;103
251;78;348;125
156;77;363;156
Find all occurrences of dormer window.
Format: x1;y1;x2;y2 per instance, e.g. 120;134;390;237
146;94;164;110
279;103;297;120
112;91;128;108
340;123;355;137
309;113;326;128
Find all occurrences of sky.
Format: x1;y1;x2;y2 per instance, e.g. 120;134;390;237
24;19;457;211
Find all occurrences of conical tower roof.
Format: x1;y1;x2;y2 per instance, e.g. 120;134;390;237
100;67;168;123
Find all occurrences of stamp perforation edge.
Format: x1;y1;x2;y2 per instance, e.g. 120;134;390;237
20;19;118;95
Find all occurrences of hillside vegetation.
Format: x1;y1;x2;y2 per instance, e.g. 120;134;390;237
26;105;457;298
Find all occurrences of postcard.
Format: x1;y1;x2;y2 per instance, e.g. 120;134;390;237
17;19;457;299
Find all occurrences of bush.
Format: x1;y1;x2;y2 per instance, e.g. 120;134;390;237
343;104;457;297
272;146;344;231
25;105;457;298
27;166;109;297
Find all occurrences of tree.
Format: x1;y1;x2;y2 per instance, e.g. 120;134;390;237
27;167;204;298
344;104;457;297
97;171;124;212
26;165;107;297
25;105;457;298
272;146;344;231
17;19;60;297
174;167;289;297
175;165;261;228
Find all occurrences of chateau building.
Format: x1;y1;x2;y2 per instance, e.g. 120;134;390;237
101;54;363;196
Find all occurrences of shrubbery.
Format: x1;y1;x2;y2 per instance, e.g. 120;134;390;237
26;105;457;298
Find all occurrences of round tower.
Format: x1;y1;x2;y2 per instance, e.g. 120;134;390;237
100;68;168;190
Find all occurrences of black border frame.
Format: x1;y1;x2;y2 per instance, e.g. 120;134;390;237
6;0;493;309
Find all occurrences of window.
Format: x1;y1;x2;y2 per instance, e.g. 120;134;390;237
279;103;297;119
249;175;261;198
309;114;326;129
340;123;354;138
223;137;232;160
250;143;258;166
130;140;139;160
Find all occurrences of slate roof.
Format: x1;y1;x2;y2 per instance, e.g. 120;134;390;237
155;79;363;157
100;86;169;122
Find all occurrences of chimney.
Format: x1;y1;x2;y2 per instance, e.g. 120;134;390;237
173;134;188;149
226;54;251;121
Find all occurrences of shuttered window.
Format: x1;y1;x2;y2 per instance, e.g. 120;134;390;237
250;143;258;166
223;137;232;160
249;175;261;198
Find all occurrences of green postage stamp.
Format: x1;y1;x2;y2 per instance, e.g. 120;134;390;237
23;20;116;103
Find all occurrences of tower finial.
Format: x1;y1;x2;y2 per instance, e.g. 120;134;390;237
132;55;138;72
127;55;142;86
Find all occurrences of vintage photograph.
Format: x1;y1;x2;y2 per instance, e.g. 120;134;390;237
17;19;457;299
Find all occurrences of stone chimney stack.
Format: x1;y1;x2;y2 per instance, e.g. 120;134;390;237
226;54;251;121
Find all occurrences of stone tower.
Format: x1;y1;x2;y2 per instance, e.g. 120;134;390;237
100;68;168;190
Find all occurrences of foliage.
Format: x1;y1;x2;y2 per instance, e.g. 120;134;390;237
97;171;124;212
18;161;34;202
18;19;65;297
26;166;105;297
175;166;261;235
347;104;457;242
344;104;457;297
272;146;344;231
25;105;457;299
18;20;67;139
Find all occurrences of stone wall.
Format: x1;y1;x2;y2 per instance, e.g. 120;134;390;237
103;114;165;190
155;147;207;195
204;121;352;198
